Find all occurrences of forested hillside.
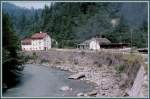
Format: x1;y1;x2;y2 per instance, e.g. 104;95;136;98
3;2;148;48
2;3;42;39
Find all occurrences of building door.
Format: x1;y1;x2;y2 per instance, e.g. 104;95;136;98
44;47;48;51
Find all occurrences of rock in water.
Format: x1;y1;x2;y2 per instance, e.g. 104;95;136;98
86;90;97;96
68;72;85;79
77;92;84;96
60;86;72;91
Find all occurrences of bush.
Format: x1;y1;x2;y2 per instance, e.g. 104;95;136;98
32;52;38;59
115;64;124;73
40;59;49;63
122;54;143;67
31;52;38;63
80;51;85;56
94;60;102;67
73;58;79;65
55;61;61;64
22;55;32;63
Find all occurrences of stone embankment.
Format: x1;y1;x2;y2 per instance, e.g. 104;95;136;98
128;66;148;97
23;49;148;97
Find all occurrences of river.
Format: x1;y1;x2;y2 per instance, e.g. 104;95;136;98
3;64;95;97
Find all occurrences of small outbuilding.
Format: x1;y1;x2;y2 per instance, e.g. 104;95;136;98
77;37;111;50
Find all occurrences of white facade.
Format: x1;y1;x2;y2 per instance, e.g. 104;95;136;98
32;39;44;50
44;35;51;49
21;45;32;51
89;40;100;50
31;35;51;50
21;32;51;51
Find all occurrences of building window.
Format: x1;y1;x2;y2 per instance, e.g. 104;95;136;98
39;41;41;44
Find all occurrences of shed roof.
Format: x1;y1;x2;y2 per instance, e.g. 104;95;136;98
92;38;111;45
78;37;111;45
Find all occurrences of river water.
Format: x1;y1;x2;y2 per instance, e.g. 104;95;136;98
3;64;95;97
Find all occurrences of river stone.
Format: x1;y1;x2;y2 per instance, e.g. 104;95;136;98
144;75;148;81
101;84;110;90
102;73;110;77
68;72;85;79
101;92;108;96
41;63;49;66
77;92;84;96
123;88;130;96
60;86;72;91
101;87;109;90
120;73;128;81
143;80;148;85
119;73;128;87
86;90;97;96
119;80;126;87
101;78;110;85
83;94;89;97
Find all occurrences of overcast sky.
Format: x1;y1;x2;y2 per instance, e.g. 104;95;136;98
5;1;52;9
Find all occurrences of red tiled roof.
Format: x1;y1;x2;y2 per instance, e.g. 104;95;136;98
31;32;47;39
21;38;32;45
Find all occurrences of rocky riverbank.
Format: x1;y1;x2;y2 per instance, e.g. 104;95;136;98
23;49;148;97
49;63;124;97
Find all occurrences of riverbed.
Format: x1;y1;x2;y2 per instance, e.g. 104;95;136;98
3;64;95;97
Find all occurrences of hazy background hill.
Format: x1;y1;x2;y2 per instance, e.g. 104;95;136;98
2;3;42;38
2;2;148;48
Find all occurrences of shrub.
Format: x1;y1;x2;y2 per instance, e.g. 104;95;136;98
81;51;85;56
73;58;79;65
115;64;124;73
55;61;61;64
32;52;38;63
23;55;32;63
119;54;144;88
40;59;49;63
94;60;102;67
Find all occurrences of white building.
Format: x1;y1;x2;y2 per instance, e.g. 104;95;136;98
77;37;111;50
21;32;51;51
89;39;100;50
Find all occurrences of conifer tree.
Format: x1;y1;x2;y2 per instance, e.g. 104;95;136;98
3;13;24;90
